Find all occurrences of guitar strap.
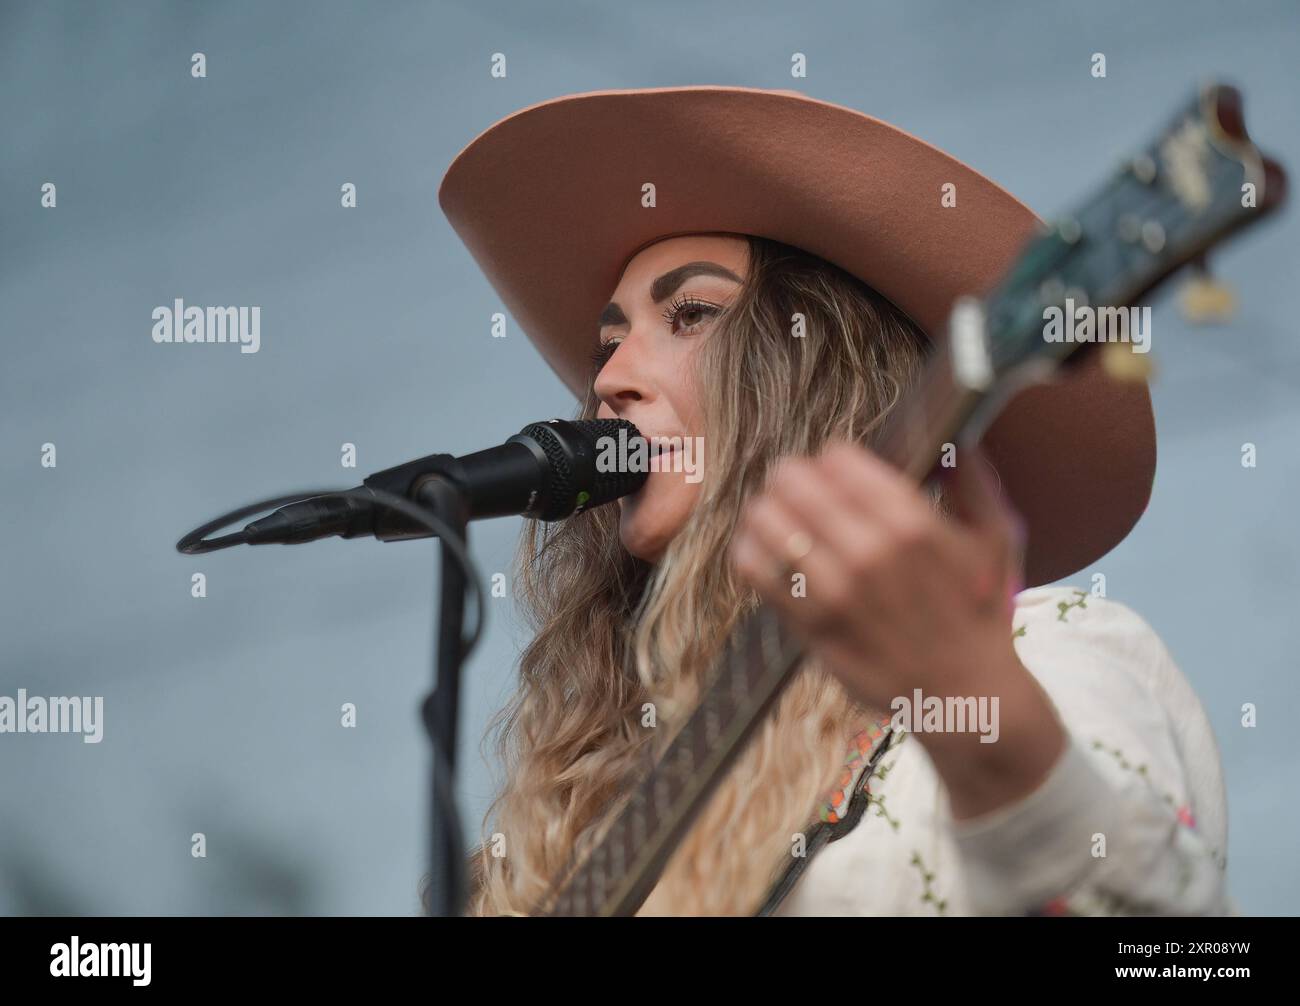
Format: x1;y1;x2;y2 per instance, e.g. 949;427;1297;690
755;717;901;916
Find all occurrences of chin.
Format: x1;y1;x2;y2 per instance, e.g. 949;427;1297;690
618;505;670;563
617;475;701;563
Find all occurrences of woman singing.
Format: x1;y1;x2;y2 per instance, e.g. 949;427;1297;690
436;86;1230;916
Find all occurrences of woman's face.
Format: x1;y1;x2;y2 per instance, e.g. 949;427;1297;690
594;233;750;562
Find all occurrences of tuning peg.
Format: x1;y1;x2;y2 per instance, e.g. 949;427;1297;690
1101;342;1155;382
1180;258;1237;324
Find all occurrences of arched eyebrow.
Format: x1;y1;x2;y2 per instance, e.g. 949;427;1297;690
598;260;743;328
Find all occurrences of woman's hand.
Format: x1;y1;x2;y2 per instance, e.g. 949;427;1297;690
728;440;1067;819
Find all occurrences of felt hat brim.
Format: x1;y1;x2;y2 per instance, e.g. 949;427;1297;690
437;85;1155;586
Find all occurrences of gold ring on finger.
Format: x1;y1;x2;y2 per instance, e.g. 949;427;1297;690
784;530;814;565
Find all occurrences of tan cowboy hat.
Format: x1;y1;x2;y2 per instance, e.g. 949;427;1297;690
437;85;1155;587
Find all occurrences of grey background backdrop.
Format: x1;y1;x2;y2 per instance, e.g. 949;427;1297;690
1;0;1296;915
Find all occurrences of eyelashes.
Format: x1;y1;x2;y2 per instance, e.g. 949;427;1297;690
590;341;618;370
660;293;721;330
590;340;619;370
592;295;723;372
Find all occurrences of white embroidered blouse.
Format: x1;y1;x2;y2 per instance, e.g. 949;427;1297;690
774;585;1232;916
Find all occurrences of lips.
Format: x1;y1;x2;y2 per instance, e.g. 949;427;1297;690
647;435;682;457
649;440;683;470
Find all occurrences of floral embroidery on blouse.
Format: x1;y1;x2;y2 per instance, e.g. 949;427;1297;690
1089;738;1223;868
1056;589;1089;621
910;850;949;915
1026;735;1225;916
782;587;1228;918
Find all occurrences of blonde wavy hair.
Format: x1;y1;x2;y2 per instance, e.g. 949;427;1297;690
467;234;932;916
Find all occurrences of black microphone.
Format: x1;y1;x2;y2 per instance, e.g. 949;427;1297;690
240;418;647;547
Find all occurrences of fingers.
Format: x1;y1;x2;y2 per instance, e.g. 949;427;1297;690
814;441;984;597
729;491;801;591
761;453;892;579
729;488;855;633
730;441;1023;625
730;443;960;629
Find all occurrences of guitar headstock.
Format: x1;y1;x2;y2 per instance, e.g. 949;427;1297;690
975;82;1287;383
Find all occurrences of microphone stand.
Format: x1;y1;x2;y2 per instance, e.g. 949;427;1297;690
416;476;471;918
178;463;491;919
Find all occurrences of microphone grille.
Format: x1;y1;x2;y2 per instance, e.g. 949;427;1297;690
573;418;649;509
516;418;648;520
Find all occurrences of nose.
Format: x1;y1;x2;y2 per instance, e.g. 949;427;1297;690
593;328;652;414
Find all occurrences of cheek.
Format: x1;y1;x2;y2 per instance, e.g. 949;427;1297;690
668;355;706;426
